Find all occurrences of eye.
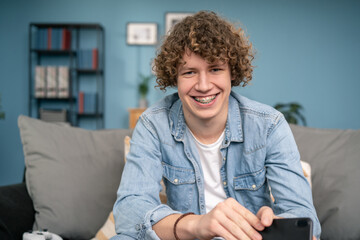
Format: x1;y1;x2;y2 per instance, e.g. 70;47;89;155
182;71;195;76
211;68;222;72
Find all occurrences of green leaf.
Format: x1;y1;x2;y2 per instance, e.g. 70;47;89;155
274;102;306;126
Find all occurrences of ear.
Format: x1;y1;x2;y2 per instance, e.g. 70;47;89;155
174;78;178;86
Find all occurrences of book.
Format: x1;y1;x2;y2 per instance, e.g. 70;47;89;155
46;66;57;98
78;91;84;114
61;28;71;50
58;66;69;98
84;92;97;114
78;49;99;69
35;66;46;98
92;48;98;69
47;27;52;50
51;28;57;50
36;28;47;49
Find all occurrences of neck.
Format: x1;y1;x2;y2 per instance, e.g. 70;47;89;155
185;112;227;145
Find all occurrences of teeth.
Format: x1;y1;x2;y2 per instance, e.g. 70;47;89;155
194;95;216;104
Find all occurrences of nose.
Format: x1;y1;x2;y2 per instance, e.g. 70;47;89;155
195;72;212;92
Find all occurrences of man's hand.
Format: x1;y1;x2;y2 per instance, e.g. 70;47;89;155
189;198;273;240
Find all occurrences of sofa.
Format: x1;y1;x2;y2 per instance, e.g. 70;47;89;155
0;115;359;240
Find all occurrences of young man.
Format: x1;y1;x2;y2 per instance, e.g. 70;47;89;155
112;11;321;240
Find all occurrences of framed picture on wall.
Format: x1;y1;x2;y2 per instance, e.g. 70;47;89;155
165;12;193;34
127;23;158;45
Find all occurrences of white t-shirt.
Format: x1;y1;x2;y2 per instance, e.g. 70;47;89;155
189;130;227;213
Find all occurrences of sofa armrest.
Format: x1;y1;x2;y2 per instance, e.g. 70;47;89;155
0;183;35;240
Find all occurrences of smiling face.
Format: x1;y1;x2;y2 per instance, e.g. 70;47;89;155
177;50;233;127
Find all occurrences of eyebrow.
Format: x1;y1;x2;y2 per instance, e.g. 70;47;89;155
180;62;227;69
209;62;227;68
178;66;194;71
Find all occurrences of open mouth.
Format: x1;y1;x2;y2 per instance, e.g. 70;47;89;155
193;94;218;104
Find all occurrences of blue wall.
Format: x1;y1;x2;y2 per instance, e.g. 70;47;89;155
1;0;359;186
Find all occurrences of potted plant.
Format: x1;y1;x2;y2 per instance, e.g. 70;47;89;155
274;102;306;126
138;74;153;108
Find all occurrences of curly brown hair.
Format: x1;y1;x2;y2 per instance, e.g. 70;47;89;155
153;11;255;91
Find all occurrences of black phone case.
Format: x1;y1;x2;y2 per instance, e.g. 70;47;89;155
259;218;313;240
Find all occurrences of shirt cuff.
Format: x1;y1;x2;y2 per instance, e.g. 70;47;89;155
141;204;181;240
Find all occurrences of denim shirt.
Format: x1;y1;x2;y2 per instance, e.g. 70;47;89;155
112;91;321;239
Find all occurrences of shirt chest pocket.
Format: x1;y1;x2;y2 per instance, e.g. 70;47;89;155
162;163;196;212
233;167;266;191
233;167;270;213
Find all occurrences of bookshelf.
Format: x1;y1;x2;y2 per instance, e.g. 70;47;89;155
28;23;105;129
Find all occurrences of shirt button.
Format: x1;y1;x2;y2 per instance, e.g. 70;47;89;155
174;179;178;183
223;157;226;161
252;184;256;189
223;181;227;186
201;205;205;209
135;224;141;231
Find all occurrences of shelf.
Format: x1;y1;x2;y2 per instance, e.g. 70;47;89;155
76;69;103;74
77;113;103;118
30;23;103;30
34;97;76;101
31;49;76;55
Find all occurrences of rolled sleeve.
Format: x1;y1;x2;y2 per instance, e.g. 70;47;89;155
114;203;180;239
141;205;181;239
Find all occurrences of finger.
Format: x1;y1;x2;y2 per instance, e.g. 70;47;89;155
256;206;275;227
229;216;263;240
203;209;240;240
225;198;265;231
313;236;317;240
216;217;251;240
217;200;263;239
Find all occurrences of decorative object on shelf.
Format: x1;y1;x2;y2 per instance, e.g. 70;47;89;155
39;108;67;123
126;23;158;45
274;102;307;126
165;12;193;34
128;108;146;129
138;73;153;108
0;92;5;120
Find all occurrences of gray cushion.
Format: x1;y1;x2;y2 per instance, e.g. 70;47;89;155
290;124;360;240
18;115;132;239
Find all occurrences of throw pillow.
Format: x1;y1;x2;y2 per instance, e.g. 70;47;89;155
300;160;312;188
18;115;132;239
91;212;115;240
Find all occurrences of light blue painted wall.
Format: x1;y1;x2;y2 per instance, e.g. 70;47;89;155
0;0;359;186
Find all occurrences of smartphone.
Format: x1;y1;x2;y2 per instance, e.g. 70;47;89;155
259;218;313;240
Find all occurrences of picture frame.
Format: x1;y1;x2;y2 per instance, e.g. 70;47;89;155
127;23;158;45
165;12;193;34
